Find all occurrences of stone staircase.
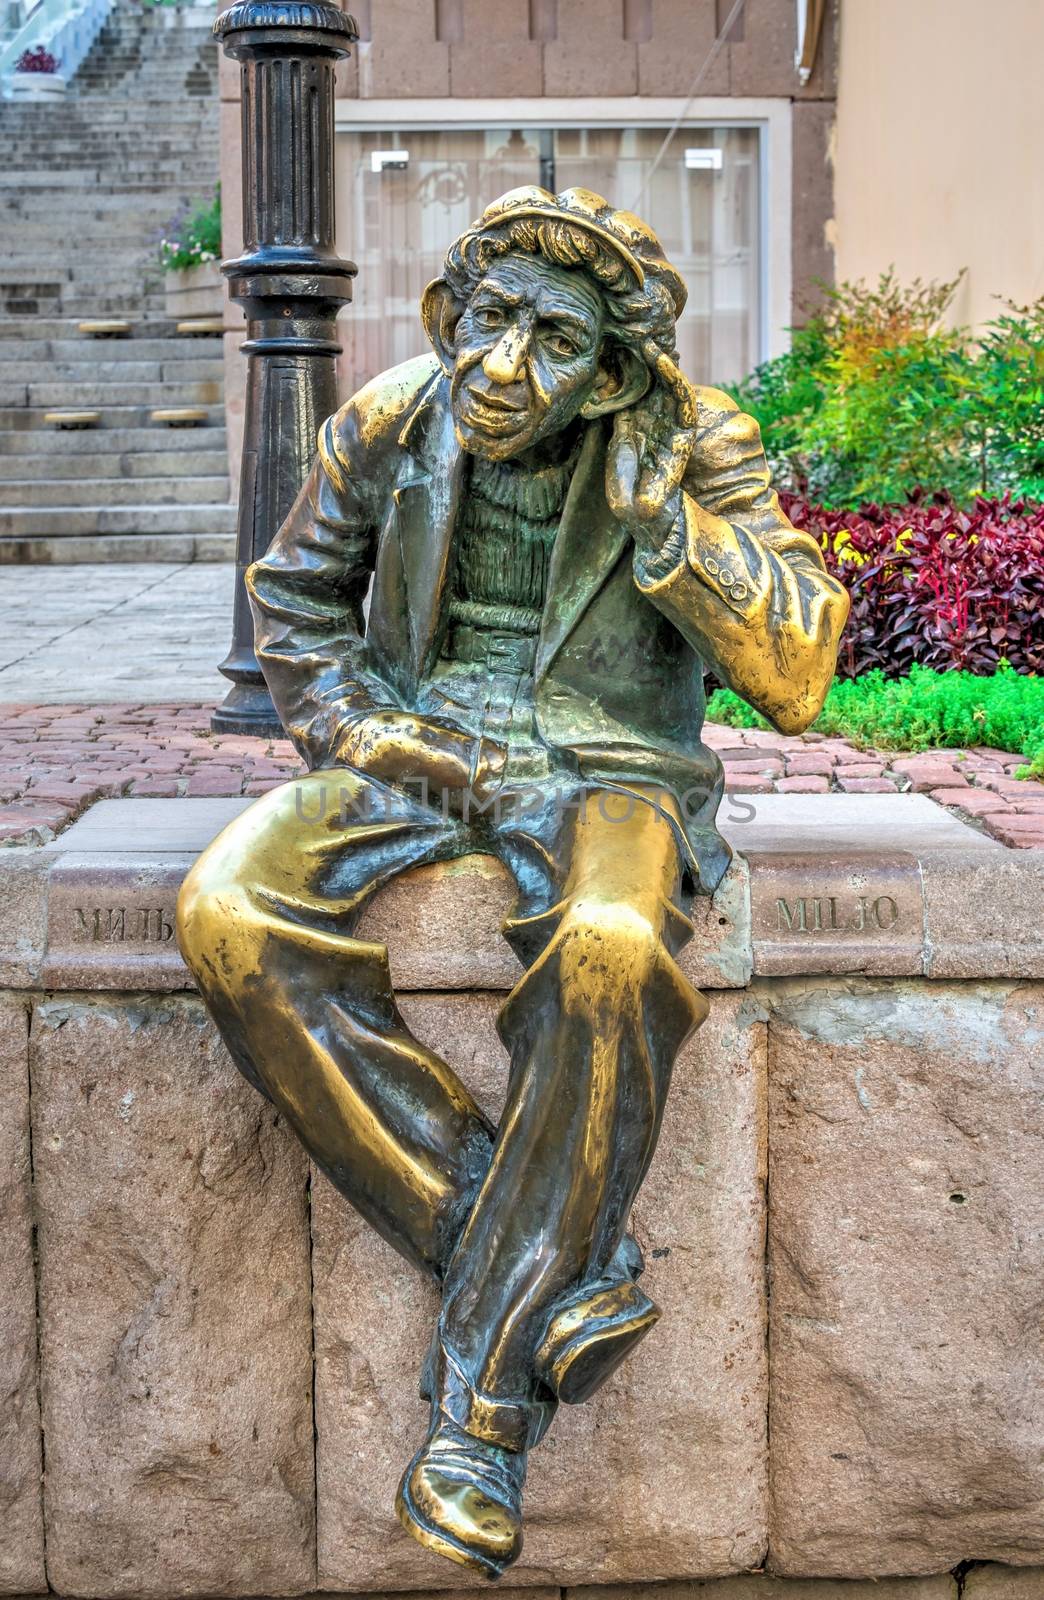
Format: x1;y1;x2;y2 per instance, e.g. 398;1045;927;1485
0;3;235;562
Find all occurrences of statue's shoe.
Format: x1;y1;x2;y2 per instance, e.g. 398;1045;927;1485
396;1415;526;1578
535;1275;660;1404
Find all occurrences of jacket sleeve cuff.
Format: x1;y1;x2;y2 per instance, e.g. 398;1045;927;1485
634;493;761;620
632;519;688;587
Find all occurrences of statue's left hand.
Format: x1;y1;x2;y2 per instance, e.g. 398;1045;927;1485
606;349;700;553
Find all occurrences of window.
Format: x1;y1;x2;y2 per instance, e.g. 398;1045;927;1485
336;124;763;397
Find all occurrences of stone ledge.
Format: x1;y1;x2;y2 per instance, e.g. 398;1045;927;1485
570;1576;962;1598
1;794;1041;991
6;978;1041;1593
12;1579;1044;1600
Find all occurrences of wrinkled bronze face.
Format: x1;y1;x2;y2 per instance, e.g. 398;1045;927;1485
449;254;608;460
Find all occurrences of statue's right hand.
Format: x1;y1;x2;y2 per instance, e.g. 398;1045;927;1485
336;710;476;796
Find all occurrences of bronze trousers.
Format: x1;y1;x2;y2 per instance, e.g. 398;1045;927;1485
177;769;707;1449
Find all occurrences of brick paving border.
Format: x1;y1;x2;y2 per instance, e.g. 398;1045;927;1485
0;703;1042;848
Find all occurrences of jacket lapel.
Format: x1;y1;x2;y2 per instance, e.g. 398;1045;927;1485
394;372;464;678
537;420;630;680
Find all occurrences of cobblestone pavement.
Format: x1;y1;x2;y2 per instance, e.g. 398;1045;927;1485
0;559;1039;847
0;563;231;704
0;701;1041;848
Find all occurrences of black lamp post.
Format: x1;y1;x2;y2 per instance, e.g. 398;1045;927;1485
211;1;358;736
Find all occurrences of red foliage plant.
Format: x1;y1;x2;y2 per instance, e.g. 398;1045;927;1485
780;491;1044;680
16;45;60;72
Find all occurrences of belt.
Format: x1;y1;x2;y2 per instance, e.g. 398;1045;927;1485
444;623;538;675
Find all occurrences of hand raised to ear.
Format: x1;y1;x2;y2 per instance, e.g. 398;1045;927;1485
606;347;699;548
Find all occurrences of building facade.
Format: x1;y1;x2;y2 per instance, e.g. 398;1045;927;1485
219;0;838;475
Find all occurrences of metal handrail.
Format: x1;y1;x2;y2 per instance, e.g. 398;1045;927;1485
0;0;115;91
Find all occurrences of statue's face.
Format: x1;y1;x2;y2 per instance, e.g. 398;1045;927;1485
450;253;607;460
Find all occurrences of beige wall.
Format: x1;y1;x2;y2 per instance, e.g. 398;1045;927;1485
833;0;1044;328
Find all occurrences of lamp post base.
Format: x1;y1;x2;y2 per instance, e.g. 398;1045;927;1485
211;681;284;738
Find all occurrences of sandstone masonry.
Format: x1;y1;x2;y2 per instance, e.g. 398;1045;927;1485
0;795;1041;1597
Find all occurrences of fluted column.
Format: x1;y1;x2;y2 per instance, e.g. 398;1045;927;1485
212;1;358;736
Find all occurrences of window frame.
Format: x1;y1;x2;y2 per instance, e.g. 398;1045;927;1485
334;96;793;364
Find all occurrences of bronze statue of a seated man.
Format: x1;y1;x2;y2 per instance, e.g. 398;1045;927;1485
177;186;847;1579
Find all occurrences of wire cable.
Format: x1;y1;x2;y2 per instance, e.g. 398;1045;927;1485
628;0;747;214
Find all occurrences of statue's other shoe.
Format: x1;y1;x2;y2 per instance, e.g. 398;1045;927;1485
396;1415;526;1578
535;1276;660;1404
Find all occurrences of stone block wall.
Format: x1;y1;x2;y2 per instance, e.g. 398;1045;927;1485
1;795;1042;1599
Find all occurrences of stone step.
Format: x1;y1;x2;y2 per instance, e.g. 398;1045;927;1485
0;358;224;384
0;139;217;153
57;266;169;284
0;379;217;409
49;307;171;325
19;107;219;124
3;247;155;266
0;424;226;455
0;475;229;507
0;174;112;189
14;97;218;114
2;172;218;190
3;195;198;215
3;108;219;124
0;296;64;317
0;263;154;287
0;447;228;479
3;338;223;362
0;360;162;383
0;139;218;155
1;125;218;144
0;502;237;536
5;161;219;175
0;265;70;283
0;223;188;245
61;285;169;301
0;528;235;563
0;320;179;340
1;109;216;122
0;404;225;429
0;158;217;175
18;380;221;408
0;142;218;159
3;225;179;246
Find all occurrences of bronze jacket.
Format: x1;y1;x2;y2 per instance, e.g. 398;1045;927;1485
247;353;849;889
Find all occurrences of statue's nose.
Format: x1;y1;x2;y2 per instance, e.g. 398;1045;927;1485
482;326;530;385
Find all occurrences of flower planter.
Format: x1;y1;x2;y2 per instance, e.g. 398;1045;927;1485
163;261;223;319
8;71;66;100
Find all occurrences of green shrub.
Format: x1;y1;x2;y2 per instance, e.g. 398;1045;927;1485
158;187;221;273
730;273;1044;508
968;301;1044;502
706;665;1044;774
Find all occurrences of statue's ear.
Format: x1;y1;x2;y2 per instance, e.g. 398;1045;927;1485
421;278;464;375
580;344;650;420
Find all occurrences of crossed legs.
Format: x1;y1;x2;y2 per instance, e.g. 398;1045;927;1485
177;772;707;1576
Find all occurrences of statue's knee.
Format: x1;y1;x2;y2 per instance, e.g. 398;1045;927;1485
176;845;254;985
176;784;301;974
556;898;663;995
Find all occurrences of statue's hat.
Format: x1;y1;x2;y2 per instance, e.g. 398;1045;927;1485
469;186;688;321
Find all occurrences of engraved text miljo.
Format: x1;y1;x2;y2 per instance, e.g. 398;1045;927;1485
774;894;900;935
74;907;175;943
